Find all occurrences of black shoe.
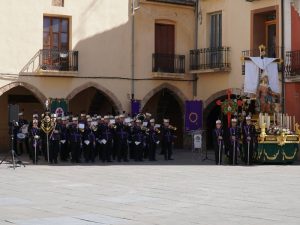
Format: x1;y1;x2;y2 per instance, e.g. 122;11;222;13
168;158;174;160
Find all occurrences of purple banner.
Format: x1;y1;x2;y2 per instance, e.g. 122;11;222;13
185;100;203;131
131;100;140;117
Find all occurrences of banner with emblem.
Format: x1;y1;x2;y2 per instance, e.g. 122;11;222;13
50;98;68;117
185;100;203;131
131;99;140;117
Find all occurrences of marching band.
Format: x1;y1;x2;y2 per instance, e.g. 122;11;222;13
12;111;177;164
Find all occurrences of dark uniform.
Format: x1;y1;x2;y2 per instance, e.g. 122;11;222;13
132;124;145;161
115;122;129;162
148;124;159;161
228;121;241;165
213;123;225;165
161;124;175;160
16;117;29;156
29;123;41;164
242;118;257;165
49;123;60;163
59;121;69;161
99;122;114;162
82;124;96;163
68;122;82;163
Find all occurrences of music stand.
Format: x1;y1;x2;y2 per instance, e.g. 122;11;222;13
0;123;26;169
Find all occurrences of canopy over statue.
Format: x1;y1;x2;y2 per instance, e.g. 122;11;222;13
243;45;281;113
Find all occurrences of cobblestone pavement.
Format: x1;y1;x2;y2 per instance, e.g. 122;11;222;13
0;150;299;225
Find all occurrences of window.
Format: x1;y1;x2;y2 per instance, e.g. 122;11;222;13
52;0;64;7
209;12;222;68
43;16;69;51
210;12;222;48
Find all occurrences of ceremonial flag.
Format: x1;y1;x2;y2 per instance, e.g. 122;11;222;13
131;99;140;117
50;98;68;117
185;100;203;131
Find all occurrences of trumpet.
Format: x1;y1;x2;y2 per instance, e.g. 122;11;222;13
168;125;177;131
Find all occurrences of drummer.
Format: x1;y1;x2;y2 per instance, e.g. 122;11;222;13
16;112;30;156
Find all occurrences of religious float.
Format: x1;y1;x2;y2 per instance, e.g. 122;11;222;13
239;45;300;163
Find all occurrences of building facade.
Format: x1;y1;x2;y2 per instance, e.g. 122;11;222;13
285;0;300;128
0;0;196;150
0;0;295;151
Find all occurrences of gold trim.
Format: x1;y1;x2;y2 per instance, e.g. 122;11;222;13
264;149;280;161
282;148;298;160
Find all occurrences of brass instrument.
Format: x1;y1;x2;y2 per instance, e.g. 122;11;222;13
168;125;177;131
155;127;161;134
136;113;146;122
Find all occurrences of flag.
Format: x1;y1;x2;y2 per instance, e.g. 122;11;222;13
50;98;68;117
131;100;140;117
185;100;203;131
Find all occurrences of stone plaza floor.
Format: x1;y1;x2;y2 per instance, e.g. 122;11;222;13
0;150;300;225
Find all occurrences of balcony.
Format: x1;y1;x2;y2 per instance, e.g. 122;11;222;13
146;0;196;6
152;53;185;76
285;50;300;81
241;46;283;75
189;47;231;74
40;49;78;72
21;49;78;75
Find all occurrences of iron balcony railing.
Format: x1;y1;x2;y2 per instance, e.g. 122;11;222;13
189;47;231;71
242;46;283;75
152;53;185;74
40;49;78;71
285;50;300;77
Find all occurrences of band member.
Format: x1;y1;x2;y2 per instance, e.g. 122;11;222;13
49;114;60;164
213;120;225;165
16;112;29;156
29;119;41;164
148;119;160;161
228;118;241;165
242;116;257;165
82;118;96;163
116;114;129;162
69;117;82;163
161;119;176;160
95;116;104;161
99;116;114;162
60;116;69;162
133;119;145;161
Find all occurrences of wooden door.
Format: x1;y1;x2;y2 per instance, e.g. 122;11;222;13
155;23;175;72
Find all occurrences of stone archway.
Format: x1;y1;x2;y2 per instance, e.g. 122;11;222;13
0;81;47;104
141;83;188;148
203;88;242;150
66;82;123;113
141;82;188;112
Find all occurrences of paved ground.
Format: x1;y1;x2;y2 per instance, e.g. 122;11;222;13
0;150;300;225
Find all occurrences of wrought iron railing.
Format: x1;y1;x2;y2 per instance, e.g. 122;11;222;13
152;53;185;73
285;50;300;77
189;47;230;71
242;46;283;75
40;49;78;71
